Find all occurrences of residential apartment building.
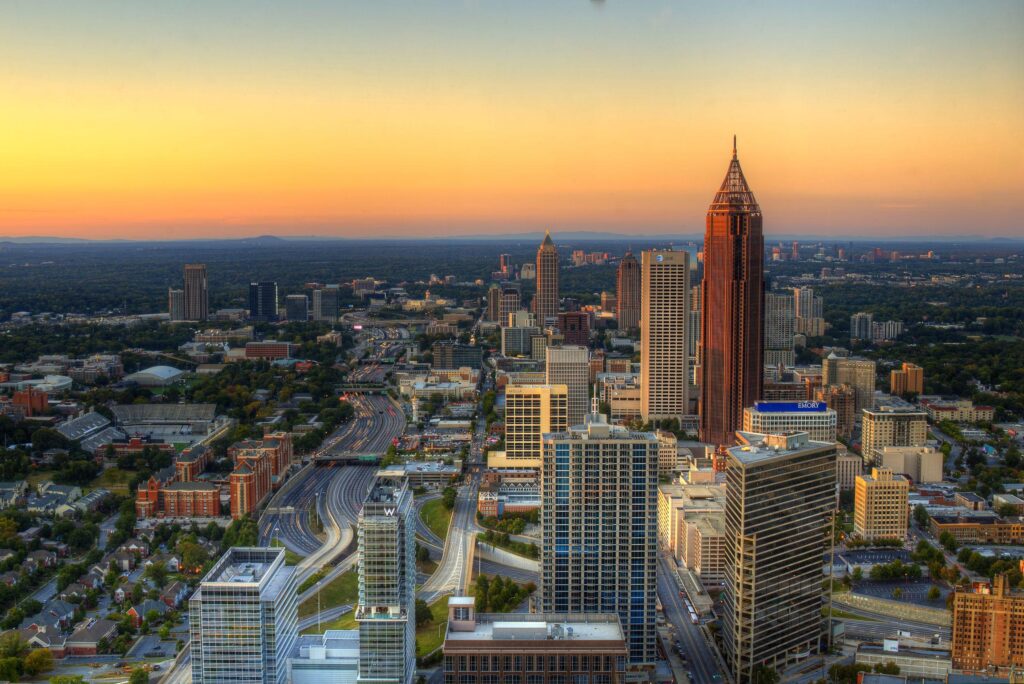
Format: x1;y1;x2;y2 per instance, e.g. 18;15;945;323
861;399;929;464
189;547;298;684
764;291;796;367
854;467;910;541
815;383;857;440
952;574;1024;673
836;450;864;492
823;354;877;412
541;409;658;665
183;263;209;321
920;398;996;424
357;470;415;684
890;362;924;397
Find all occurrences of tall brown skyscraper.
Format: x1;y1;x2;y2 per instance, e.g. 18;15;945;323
534;231;559;324
699;138;764;446
183;263;209;321
616;250;641;330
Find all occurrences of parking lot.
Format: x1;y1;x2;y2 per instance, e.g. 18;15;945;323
852;580;949;607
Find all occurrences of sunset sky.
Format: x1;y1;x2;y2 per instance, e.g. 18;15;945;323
1;1;1022;239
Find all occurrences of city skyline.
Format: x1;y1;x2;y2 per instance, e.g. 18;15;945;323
2;1;1022;240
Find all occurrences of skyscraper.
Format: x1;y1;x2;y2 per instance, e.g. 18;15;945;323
850;312;874;341
486;284;501;321
248;281;279;321
890;362;924;397
541;404;658;665
189;547;298;684
722;431;837;681
546;345;590;426
534;231;559;324
700;139;764;446
640;249;691;422
763;291;796;367
557;311;590;346
499;384;568;468
499;253;512;275
183;263;209;321
285;294;308;322
168;288;185;322
311;285;340;322
357;470;415;684
616;250;641;330
822;353;877;411
499;285;521;325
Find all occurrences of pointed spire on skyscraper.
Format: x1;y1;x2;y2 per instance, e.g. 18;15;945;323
733;134;737;160
710;135;760;213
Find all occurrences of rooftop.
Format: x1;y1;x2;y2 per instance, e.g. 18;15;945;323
728;431;834;465
447;612;624;643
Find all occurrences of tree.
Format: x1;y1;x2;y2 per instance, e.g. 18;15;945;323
24;648;54;676
851;566;863;582
927;586;941;601
892;587;903;600
0;632;27;658
129;668;150;684
144;561;168;589
0;657;22;682
415;599;432;627
50;676;86;684
913;504;929;528
442;487;457;511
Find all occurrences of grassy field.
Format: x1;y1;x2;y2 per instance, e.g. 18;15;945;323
419;499;452;542
26;470;55;489
301;609;356;634
269;540;303;566
416;596;449;657
89;467;135;494
298;569;358;618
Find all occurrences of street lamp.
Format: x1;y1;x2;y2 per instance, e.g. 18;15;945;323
317;581;323;633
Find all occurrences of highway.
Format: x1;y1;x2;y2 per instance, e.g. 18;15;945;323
657;553;724;684
418;480;479;602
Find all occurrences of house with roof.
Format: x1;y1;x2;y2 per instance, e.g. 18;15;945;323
58;582;89;601
27;549;57;569
0;549;16;564
127;599;169;628
160;581;189;609
114;581;137;604
119;537;151;557
19;627;66;657
0;481;27;509
110;551;135;572
0;571;21;587
144;552;180;573
65;618;117;656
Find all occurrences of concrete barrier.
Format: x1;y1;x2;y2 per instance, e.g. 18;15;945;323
476;541;540;572
833;592;951;626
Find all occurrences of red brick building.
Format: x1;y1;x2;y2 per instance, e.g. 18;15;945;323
99;436;175;460
175;444;213;482
244;341;295;360
557;311;591;347
228;432;292;485
13;388;48;417
135;475;219;519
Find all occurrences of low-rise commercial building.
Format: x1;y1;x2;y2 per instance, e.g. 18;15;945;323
920;398;996;424
878;446;944;484
443;599;628;684
742;401;838;443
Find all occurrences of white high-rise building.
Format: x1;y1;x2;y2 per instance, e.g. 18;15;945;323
189;547;298;684
546;345;589;426
357;470;415;684
640;249;690;421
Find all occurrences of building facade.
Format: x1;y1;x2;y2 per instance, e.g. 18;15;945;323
443;601;628;684
815;383;857;440
952;574;1024;672
700;140;764;446
357;470;415;684
432;341;483;370
861;400;929;464
183;263;209;321
285;294;308;322
890;362;924;397
557;311;590;347
248;282;279;322
541;409;658;665
545;345;589;427
742;401;838;443
722;431;838;682
854;467;910;541
189;547;298;684
764;291;796;368
616;250;641;331
168;288;185;321
640;249;690;422
534;232;560;325
500;384;569;469
823;355;877;413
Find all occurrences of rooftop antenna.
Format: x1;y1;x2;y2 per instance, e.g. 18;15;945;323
732;134;738;159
